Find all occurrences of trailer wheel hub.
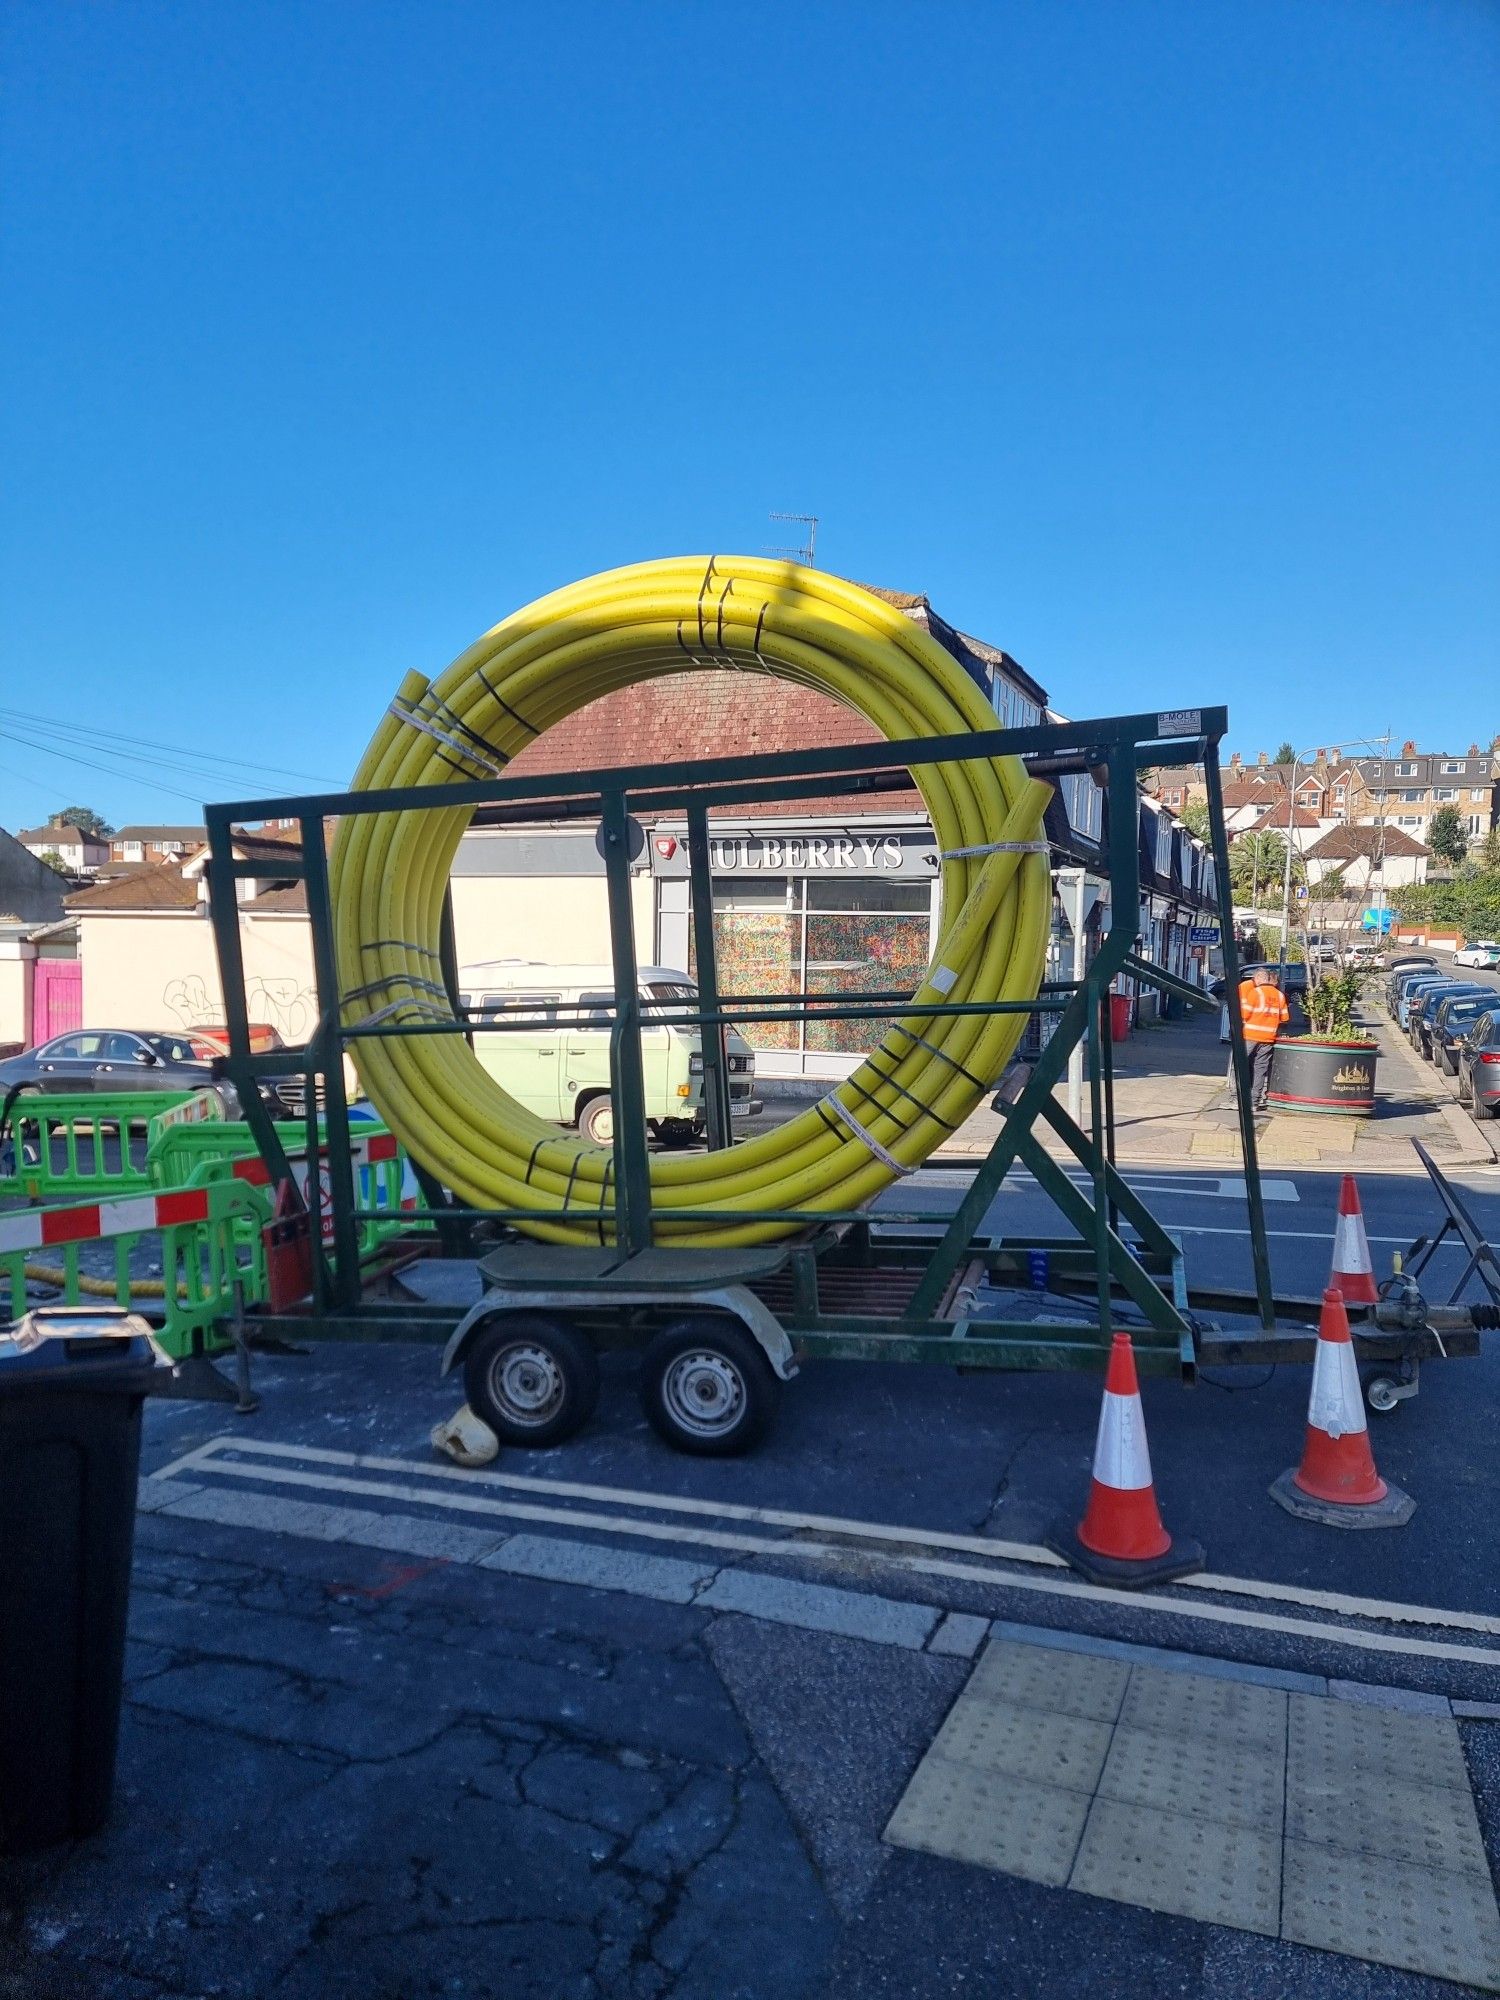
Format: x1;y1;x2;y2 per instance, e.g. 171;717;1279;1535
662;1351;744;1438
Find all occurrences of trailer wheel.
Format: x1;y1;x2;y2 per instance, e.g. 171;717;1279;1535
464;1313;600;1447
640;1316;779;1456
1364;1374;1401;1416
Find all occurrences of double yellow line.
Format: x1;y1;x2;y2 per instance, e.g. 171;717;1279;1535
329;558;1051;1245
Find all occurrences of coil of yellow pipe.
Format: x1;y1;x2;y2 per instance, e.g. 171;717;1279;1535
329;558;1052;1247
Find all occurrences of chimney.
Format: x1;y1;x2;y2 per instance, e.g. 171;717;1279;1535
1257;750;1268;767
1468;743;1479;757
1229;752;1242;770
1401;740;1416;757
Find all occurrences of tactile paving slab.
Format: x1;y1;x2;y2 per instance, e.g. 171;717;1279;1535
964;1639;1129;1722
1071;1796;1282;1935
1287;1691;1471;1792
929;1697;1112;1793
882;1635;1500;1987
1282;1839;1500;1990
1117;1663;1286;1752
884;1754;1091;1889
1285;1761;1492;1877
1097;1724;1285;1833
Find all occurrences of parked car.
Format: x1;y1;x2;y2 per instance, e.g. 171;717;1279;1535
1409;982;1490;1057
1429;991;1500;1073
1454;940;1500;971
1384;957;1437;1007
0;1029;287;1118
1457;1010;1500;1121
1395;972;1455;1029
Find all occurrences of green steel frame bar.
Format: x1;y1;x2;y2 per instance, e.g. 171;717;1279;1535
204;701;1264;1365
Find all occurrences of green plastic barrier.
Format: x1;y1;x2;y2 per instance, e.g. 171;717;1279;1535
0;1176;269;1359
0;1091;196;1204
146;1112;425;1256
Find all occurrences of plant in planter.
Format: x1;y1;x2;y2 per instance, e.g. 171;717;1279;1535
1303;968;1369;1041
1269;966;1381;1115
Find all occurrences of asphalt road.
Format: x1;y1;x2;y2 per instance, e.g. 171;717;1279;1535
8;1151;1500;1999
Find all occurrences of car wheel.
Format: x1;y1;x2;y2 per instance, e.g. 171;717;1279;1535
639;1316;780;1456
1473;1095;1496;1122
578;1095;614;1147
462;1313;600;1447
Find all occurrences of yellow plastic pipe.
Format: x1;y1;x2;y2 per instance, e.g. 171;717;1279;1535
329;558;1052;1246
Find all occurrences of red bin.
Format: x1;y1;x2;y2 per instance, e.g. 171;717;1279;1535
1108;994;1132;1042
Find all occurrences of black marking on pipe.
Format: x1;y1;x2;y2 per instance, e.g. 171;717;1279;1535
890;1022;985;1090
523;1139;548;1187
477;667;540;739
860;1056;955;1131
841;1070;914;1139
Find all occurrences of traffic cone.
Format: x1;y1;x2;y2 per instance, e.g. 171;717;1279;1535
1329;1176;1379;1307
1045;1333;1204;1586
1270;1288;1414;1528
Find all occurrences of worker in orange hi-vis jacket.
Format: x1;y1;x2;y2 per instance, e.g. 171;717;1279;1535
1237;964;1290;1111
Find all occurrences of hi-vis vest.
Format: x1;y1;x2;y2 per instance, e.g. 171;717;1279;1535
1238;979;1290;1044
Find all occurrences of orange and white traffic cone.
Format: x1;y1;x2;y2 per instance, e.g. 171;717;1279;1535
1046;1332;1204;1586
1329;1175;1379;1307
1270;1288;1414;1527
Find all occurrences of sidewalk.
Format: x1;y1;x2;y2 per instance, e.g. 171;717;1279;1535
758;1006;1495;1174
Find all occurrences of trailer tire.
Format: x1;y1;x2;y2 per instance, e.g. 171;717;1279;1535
463;1313;599;1447
640;1316;779;1456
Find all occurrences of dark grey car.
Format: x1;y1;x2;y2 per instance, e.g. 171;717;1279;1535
1430;991;1500;1074
1457;1009;1500;1122
0;1029;282;1117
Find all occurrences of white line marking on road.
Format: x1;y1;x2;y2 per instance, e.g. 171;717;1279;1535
158;1437;1500;1655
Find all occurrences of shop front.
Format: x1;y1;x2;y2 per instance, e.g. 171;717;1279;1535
651;818;941;1078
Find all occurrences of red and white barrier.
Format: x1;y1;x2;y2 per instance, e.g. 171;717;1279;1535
0;1187;211;1256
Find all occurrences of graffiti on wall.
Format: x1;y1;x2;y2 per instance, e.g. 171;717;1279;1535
163;974;319;1044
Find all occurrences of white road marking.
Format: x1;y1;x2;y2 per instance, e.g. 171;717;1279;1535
151;1437;1500;1661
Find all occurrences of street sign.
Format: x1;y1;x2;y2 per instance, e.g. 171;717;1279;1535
1188;925;1220;944
1361;907;1395;933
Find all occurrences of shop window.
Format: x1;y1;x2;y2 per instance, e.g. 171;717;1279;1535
688;872;937;1059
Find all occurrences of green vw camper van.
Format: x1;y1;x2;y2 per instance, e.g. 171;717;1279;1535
458;962;761;1147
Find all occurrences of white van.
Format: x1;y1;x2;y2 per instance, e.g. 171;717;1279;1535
457;962;761;1148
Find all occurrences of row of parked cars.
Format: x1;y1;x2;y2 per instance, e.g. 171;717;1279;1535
1387;954;1500;1123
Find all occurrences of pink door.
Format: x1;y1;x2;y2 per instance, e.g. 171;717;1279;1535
33;959;82;1045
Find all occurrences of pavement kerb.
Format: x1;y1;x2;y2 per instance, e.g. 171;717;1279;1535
1370;1007;1499;1167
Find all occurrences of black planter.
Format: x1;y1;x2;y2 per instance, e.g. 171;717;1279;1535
1267;1038;1379;1116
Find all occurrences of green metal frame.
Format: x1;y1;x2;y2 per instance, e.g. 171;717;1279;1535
203;702;1273;1372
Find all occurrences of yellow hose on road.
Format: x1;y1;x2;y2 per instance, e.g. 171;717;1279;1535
330;558;1052;1246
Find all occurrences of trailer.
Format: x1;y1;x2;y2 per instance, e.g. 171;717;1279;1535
186;702;1496;1449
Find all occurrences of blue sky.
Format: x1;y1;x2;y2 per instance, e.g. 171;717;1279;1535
1;0;1496;832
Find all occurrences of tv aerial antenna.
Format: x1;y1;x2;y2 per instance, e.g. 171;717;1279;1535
765;512;819;566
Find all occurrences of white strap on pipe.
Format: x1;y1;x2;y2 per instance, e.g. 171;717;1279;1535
388;701;507;776
939;839;1051;859
353;995;452;1031
824;1094;914;1176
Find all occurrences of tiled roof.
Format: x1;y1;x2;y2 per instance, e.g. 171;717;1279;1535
112;824;204;843
498;672;926;821
1244;804;1323;832
66;864;199;911
246;883;308;911
17;824;96;846
1305;825;1429;861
